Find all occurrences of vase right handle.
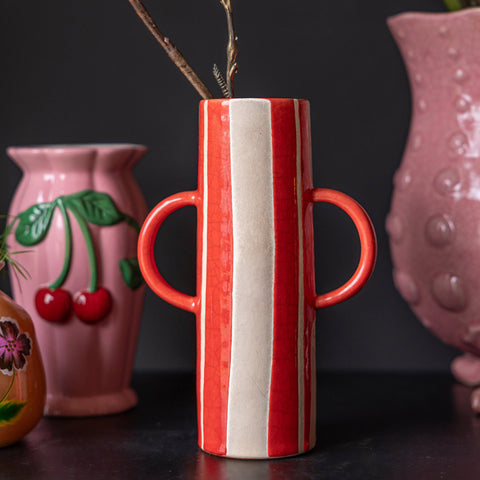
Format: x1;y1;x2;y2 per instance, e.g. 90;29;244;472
311;188;377;310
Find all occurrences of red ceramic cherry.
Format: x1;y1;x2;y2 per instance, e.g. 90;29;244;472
73;287;112;324
35;288;72;323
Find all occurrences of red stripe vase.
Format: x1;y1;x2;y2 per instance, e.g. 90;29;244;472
138;98;377;458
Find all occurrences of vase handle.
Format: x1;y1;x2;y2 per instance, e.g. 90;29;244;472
137;191;200;313
311;188;377;309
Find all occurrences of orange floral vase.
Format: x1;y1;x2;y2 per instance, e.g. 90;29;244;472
0;269;46;447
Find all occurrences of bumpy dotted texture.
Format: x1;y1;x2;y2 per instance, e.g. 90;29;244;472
387;11;480;362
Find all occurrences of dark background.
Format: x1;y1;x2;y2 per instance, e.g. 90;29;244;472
0;0;459;373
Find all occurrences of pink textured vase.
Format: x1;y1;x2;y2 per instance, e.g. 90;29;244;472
387;9;480;396
7;144;147;416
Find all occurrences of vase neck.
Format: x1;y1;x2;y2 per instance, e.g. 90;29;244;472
388;10;480;73
7;145;147;174
389;11;480;159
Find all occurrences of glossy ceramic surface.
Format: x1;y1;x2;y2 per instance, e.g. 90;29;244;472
138;99;376;458
8;144;147;416
0;265;46;447
387;9;480;395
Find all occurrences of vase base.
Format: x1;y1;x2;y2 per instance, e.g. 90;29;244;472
451;354;480;387
199;445;315;459
44;388;138;417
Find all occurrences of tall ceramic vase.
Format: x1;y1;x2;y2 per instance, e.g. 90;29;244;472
138;99;377;458
387;9;480;397
7;144;147;416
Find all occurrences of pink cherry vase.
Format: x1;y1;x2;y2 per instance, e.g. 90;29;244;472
7;144;147;416
387;9;480;410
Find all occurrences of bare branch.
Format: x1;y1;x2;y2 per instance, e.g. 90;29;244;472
129;0;213;100
219;0;238;98
213;64;230;98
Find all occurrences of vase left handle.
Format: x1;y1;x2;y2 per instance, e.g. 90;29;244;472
138;191;200;313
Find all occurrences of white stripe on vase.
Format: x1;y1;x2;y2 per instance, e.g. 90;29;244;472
226;99;275;458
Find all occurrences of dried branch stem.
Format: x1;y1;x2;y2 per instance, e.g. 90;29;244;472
220;0;238;98
129;0;213;99
213;64;230;98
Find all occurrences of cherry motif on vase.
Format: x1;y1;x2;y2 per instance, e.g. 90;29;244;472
8;190;143;324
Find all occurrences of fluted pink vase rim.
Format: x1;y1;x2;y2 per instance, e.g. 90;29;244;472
7;143;147;155
388;7;480;24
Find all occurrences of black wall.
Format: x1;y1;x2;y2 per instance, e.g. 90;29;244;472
0;0;459;372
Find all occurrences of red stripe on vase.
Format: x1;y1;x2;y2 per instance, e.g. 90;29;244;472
298;99;316;452
268;99;301;457
201;100;233;456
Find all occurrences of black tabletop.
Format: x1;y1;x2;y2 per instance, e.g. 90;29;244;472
0;372;478;480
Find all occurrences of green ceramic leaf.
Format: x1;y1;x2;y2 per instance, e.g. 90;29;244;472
122;214;141;234
15;202;56;246
444;0;479;9
65;190;124;226
119;258;144;290
444;0;463;10
0;400;27;425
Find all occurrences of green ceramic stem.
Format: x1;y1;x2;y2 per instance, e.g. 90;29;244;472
69;207;98;293
122;214;140;234
49;199;72;290
0;371;15;404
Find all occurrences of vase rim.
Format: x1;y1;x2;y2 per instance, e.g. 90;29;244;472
201;98;309;103
7;143;147;152
388;7;480;23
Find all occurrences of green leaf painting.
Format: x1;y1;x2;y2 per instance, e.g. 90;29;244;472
11;190;144;292
444;0;479;10
64;190;124;226
15;202;56;246
444;0;463;9
119;258;144;290
0;400;26;425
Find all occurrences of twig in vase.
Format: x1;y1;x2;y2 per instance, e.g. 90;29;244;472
213;64;230;98
128;0;213;100
219;0;238;98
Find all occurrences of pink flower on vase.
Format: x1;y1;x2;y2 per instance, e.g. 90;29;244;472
0;318;31;375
